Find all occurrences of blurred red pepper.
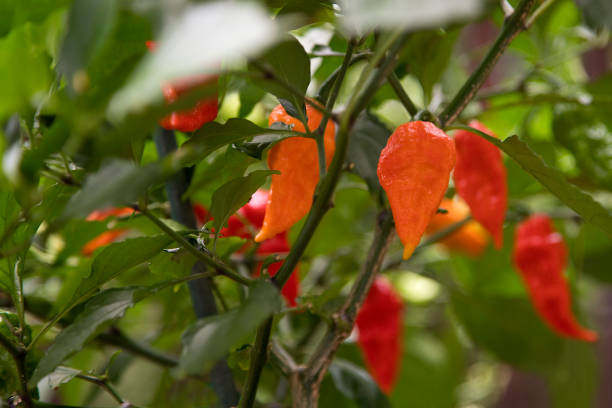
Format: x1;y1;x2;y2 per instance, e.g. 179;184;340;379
82;208;135;256
146;41;218;133
513;214;597;342
355;276;403;394
194;190;300;306
453;120;507;248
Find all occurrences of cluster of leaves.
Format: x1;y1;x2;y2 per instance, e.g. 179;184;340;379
0;0;611;407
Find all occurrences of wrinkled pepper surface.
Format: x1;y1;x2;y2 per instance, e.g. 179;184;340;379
453;120;507;248
513;214;597;342
377;121;456;259
146;41;218;133
255;104;336;242
426;198;489;257
356;277;403;394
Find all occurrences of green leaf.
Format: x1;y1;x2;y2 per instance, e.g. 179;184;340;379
20;119;70;183
450;290;563;371
57;0;118;93
0;23;53;119
210;170;277;240
179;281;283;375
251;37;310;113
0;312;20;398
574;0;612;30
235;122;301;159
185;146;256;199
178;118;303;168
346;113;390;199
548;341;597;408
397;28;459;101
328;359;390;408
149;249;196;279
60;159;163;220
107;2;277;121
0;0;71;37
553;107;612;191
29;286;150;386
70;235;173;305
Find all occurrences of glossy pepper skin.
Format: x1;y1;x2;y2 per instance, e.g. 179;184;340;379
146;41;218;133
377;121;456;259
355;277;403;394
513;215;597;342
426;198;489;257
194;190;300;306
254;104;336;242
82;207;135;256
453;120;507;248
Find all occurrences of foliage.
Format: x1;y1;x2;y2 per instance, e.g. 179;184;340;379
0;0;611;407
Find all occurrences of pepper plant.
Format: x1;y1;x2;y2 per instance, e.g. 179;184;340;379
1;0;611;407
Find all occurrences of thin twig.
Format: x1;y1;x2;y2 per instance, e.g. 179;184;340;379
438;0;538;127
139;206;252;286
387;71;419;116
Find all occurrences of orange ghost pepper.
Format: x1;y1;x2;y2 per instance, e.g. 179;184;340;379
453;120;507;248
146;41;218;133
254;104;336;242
513;214;597;342
377;121;456;259
426;198;489;257
82;207;135;256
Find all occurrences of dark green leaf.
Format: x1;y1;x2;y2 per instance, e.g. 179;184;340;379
346;113;390;199
70;235;172;305
0;312;20;398
398;28;459;101
179;281;283;375
20;120;70;182
57;0;118;93
60;159;162;220
548;341;597;408
149;249;196;279
0;0;71;37
210;170;277;240
0;24;53;119
328;359;390;408
178;118;303;168
574;0;612;30
29;286;149;386
251;37;310;112
235;122;303;159
185;146;256;199
553;107;612;191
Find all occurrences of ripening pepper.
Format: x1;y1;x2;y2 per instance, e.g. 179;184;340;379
82;207;135;255
426;198;489;257
194;190;300;306
146;41;218;133
453;120;507;248
377;121;456;259
254;104;336;242
355;277;403;394
513;215;597;342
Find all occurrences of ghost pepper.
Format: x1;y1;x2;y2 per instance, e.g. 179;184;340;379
513;214;597;342
453;120;507;248
377;121;456;259
146;41;218;133
356;276;404;394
